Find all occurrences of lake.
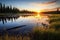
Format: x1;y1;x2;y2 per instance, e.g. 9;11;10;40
0;14;49;35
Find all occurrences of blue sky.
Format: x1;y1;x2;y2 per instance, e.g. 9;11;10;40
0;0;60;12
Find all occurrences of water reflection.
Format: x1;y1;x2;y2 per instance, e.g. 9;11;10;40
0;15;49;36
0;17;19;24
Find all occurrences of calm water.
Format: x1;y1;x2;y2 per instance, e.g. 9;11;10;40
0;15;49;35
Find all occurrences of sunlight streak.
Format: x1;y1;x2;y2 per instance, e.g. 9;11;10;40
35;11;42;19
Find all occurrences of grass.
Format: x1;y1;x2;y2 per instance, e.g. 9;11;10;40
49;14;60;30
49;14;60;23
0;34;30;40
31;14;60;40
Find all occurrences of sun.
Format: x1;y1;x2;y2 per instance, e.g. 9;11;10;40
37;10;40;13
35;10;42;19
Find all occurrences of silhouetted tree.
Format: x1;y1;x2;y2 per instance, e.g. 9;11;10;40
57;7;60;12
0;3;2;13
0;3;35;14
0;3;20;13
2;4;5;13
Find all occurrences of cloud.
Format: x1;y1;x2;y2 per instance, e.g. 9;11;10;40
30;0;57;6
43;0;57;4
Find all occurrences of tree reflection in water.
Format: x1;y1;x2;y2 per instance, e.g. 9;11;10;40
0;17;19;24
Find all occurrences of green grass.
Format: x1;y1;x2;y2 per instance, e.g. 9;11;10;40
31;14;60;40
49;14;60;30
32;28;60;40
49;14;60;23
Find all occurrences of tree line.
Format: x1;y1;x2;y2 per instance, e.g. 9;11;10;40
41;7;60;14
0;3;35;14
0;3;20;13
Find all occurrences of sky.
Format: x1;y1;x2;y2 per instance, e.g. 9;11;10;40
0;0;60;12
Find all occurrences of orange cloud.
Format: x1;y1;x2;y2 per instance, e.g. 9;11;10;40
43;0;57;4
30;0;57;6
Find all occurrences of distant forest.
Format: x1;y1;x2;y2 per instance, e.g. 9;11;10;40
0;3;20;13
41;7;60;14
0;3;35;14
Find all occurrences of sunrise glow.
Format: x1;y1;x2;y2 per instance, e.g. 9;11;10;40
35;10;42;19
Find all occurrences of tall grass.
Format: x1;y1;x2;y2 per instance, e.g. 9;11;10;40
32;26;60;40
31;14;60;40
0;34;30;40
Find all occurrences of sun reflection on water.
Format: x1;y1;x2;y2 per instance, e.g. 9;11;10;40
35;12;42;19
